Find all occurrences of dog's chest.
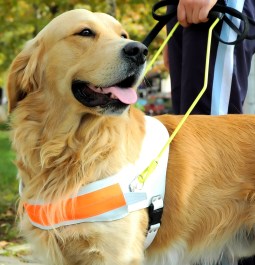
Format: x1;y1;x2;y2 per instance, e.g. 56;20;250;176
23;116;170;231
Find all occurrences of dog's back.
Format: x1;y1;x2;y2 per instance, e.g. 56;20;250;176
147;114;255;264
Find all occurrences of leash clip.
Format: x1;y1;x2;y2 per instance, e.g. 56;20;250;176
129;159;160;192
129;176;144;192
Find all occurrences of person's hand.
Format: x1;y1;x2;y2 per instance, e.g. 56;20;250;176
177;0;218;27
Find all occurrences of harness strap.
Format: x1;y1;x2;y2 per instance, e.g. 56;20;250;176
22;116;170;248
25;184;126;228
25;183;148;229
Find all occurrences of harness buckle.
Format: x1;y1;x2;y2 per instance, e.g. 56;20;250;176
144;195;164;248
148;195;164;227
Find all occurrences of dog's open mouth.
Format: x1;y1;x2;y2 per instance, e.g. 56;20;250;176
72;75;138;108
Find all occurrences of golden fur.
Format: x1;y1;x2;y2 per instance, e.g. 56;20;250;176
7;8;255;265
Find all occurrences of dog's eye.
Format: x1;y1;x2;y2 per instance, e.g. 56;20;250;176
121;33;128;39
77;28;95;37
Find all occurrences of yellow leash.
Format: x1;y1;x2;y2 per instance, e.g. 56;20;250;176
137;18;220;185
145;21;180;75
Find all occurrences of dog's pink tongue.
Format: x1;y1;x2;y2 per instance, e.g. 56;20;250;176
104;87;137;104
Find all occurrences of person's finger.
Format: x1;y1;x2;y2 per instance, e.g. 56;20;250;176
191;7;201;24
177;2;190;27
178;0;218;26
198;6;211;22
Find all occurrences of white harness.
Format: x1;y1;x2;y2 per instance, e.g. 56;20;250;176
22;116;170;248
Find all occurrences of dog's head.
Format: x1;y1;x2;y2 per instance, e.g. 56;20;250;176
7;9;148;115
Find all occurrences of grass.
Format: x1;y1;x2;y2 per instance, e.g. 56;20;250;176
0;122;21;241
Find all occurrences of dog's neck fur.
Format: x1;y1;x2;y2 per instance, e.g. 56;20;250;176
10;92;145;204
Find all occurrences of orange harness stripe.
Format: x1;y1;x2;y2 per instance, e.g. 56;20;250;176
24;184;126;226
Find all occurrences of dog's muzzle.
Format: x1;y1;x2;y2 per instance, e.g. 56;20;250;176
71;41;148;113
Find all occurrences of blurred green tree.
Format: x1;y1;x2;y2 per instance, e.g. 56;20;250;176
0;0;166;87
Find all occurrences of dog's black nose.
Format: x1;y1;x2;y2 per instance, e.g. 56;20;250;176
122;42;148;65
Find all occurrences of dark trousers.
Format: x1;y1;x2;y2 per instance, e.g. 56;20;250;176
167;0;255;115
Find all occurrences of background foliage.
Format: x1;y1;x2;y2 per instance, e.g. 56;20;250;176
0;124;18;241
0;0;166;87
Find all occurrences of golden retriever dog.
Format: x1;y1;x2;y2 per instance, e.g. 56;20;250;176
7;8;255;265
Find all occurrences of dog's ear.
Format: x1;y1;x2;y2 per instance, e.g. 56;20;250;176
7;39;44;113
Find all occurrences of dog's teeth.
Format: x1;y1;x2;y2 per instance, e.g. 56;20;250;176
95;87;102;92
110;94;118;99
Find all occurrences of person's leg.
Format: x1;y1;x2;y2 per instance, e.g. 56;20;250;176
228;0;255;114
168;0;255;116
180;21;220;114
168;19;220;115
167;17;182;114
211;0;255;115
